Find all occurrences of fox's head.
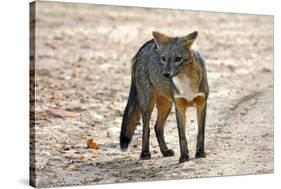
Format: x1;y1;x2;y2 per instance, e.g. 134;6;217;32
152;31;198;78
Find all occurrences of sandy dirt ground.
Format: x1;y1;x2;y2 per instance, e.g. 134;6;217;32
30;2;273;187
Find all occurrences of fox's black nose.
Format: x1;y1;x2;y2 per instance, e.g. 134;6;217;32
163;72;170;78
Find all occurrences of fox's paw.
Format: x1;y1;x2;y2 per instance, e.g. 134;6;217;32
179;153;190;163
195;151;206;158
162;149;175;157
140;151;151;160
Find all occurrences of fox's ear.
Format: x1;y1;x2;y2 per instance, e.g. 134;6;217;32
183;31;198;47
152;31;170;49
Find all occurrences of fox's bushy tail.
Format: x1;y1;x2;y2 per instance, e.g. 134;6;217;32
120;77;140;150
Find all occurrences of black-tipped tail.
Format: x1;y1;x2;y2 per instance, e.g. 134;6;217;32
120;79;140;150
120;134;131;151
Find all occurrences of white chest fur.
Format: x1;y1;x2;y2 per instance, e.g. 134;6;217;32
172;74;205;102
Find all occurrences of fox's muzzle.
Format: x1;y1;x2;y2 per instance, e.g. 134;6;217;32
163;71;171;78
162;63;172;78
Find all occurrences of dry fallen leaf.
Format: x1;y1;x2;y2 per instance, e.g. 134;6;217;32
45;41;58;49
87;138;100;149
51;110;78;118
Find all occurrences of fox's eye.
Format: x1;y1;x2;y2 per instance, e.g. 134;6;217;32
175;56;182;62
161;56;166;62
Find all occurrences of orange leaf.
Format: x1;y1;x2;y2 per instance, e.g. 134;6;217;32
87;138;100;150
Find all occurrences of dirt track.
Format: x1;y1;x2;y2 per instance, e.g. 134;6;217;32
31;2;273;187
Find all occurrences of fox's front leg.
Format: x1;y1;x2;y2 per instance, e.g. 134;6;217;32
154;97;174;157
195;96;207;158
175;98;190;163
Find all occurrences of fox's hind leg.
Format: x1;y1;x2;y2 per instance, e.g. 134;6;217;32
138;88;156;160
155;96;174;157
195;102;207;158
